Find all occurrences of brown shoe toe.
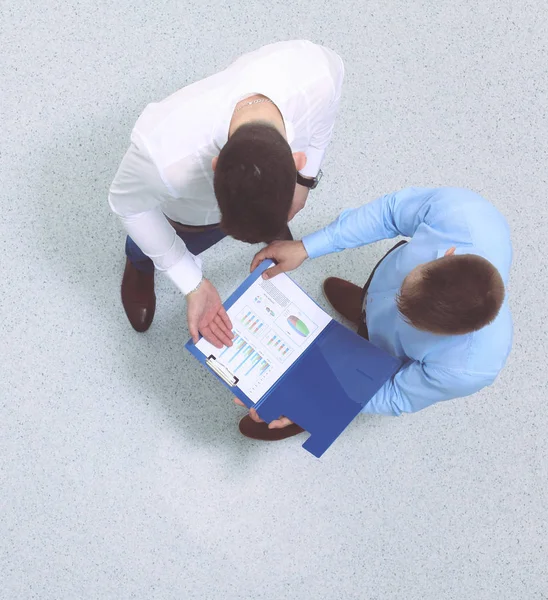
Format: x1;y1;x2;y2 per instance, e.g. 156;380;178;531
121;259;156;332
239;415;304;441
124;303;155;333
323;277;363;324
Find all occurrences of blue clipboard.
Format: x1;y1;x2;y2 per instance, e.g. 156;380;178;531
186;261;401;458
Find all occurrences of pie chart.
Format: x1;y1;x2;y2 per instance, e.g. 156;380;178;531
287;315;310;337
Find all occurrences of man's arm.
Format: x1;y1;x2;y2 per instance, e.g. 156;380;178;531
299;95;341;180
299;49;344;179
288;184;309;221
302;187;439;259
249;187;466;278
288;67;342;220
109;133;233;347
362;360;496;416
108;134;202;294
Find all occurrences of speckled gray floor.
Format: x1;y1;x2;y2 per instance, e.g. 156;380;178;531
1;1;547;599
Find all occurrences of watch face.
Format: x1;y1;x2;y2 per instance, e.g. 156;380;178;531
311;169;323;189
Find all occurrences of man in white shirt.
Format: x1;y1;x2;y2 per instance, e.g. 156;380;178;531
109;40;344;347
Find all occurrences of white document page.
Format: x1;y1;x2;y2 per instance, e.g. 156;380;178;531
195;272;332;402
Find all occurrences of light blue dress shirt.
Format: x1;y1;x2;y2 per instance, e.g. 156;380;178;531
302;187;513;416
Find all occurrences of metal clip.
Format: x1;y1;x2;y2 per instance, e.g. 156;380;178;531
206;356;239;387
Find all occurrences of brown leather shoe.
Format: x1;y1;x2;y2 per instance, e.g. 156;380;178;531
323;277;363;324
121;259;156;332
239;416;304;441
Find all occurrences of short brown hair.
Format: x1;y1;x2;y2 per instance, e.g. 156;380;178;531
397;254;505;335
214;122;296;243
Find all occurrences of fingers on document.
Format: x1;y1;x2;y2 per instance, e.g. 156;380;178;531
250;250;267;272
269;417;293;429
206;321;229;349
218;307;233;333
200;324;224;348
249;408;264;423
209;315;233;347
262;264;284;279
251;244;282;272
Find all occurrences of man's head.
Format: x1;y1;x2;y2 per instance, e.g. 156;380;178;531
213;122;305;243
397;251;505;335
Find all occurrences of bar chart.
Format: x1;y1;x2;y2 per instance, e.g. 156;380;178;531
219;334;271;376
266;334;293;363
237;307;266;337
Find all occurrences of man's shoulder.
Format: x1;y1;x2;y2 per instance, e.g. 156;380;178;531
130;92;218;171
425;187;498;216
428;187;508;228
134;87;220;140
427;303;513;384
232;40;343;90
237;40;336;63
468;302;513;368
415;187;512;276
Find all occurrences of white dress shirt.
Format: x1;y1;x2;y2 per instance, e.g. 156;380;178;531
109;40;344;294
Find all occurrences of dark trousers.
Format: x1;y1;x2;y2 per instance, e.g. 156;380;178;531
357;240;408;340
126;222;293;273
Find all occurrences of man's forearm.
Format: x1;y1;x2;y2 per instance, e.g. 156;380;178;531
113;205;202;295
301;200;384;260
288;183;310;221
301;187;440;259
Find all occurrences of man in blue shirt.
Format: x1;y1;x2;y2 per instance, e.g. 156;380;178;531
237;187;512;440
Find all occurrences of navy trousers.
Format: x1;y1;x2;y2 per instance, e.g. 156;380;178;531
125;226;227;274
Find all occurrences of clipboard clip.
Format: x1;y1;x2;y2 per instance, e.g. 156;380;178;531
206;355;239;387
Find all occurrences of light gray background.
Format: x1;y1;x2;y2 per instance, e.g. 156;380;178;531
1;1;547;599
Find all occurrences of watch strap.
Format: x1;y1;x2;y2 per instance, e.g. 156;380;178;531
296;170;322;190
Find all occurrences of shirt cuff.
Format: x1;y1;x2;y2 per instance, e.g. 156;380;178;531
165;251;203;295
300;147;326;178
302;228;334;259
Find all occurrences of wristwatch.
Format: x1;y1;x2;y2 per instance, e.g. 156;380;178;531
296;169;323;190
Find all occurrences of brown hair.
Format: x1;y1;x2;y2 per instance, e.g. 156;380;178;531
397;254;505;335
214;122;296;243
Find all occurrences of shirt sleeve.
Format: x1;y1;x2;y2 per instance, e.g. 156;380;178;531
108;133;202;295
302;187;439;258
361;359;497;416
299;91;342;178
299;55;344;178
